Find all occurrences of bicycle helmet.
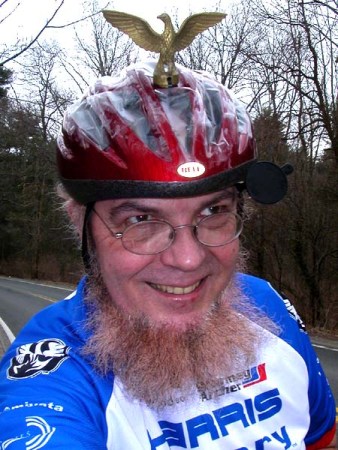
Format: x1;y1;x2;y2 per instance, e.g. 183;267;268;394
57;60;291;205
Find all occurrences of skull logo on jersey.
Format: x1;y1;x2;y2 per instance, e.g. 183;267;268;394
7;338;70;379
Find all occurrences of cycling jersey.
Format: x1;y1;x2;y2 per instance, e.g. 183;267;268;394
0;274;336;449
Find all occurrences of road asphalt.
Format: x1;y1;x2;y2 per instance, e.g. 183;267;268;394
0;326;11;358
0;322;13;358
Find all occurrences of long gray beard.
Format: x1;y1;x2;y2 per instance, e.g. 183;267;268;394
82;258;279;410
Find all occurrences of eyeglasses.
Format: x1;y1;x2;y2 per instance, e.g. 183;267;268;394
92;209;243;255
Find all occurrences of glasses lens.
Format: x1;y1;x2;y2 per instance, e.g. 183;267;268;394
197;213;242;246
122;221;173;255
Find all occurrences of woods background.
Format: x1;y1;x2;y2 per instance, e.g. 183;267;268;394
0;0;337;331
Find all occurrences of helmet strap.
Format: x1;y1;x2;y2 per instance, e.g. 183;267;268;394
81;202;95;273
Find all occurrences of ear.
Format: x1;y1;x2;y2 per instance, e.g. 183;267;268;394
65;199;86;236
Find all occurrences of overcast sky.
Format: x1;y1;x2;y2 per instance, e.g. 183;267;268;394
1;0;232;46
1;0;237;97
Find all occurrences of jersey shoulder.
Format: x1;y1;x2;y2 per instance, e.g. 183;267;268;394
236;272;306;338
0;277;113;447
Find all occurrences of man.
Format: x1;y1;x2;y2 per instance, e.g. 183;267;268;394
0;48;336;450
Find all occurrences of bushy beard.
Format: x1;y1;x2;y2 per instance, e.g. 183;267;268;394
82;253;279;410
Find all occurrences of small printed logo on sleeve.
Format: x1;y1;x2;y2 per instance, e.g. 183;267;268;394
7;338;70;380
282;296;306;331
1;416;56;449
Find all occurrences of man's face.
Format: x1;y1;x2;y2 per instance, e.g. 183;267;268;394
90;189;240;330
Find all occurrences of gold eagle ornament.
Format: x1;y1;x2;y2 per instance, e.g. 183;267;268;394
102;10;226;88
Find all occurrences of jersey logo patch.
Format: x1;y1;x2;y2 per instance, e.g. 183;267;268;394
1;416;56;449
243;363;267;388
7;338;70;380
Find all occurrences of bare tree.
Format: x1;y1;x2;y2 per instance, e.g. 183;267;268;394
7;1;137;135
241;0;338;165
175;1;261;106
11;41;74;138
240;0;338;329
0;0;65;65
56;0;137;93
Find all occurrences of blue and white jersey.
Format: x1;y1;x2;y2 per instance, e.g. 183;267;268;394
0;274;336;449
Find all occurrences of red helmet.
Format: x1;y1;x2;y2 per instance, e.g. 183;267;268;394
57;61;290;204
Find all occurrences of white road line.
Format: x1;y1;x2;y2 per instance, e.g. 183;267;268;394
26;291;57;303
0;276;74;291
313;344;338;352
0;316;15;343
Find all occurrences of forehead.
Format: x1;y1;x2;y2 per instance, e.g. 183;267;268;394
96;188;237;214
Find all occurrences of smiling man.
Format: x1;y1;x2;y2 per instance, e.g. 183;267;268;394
0;53;336;449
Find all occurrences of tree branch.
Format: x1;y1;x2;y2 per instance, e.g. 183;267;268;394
1;0;64;65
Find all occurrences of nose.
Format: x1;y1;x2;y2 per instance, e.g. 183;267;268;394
160;224;207;271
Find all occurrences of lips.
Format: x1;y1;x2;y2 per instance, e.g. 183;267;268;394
150;280;201;295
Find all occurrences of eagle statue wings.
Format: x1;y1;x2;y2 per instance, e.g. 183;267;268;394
102;10;226;88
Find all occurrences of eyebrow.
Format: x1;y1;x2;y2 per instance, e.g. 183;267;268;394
199;190;236;210
107;189;236;220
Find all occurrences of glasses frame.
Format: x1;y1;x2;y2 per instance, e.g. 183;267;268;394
92;209;243;255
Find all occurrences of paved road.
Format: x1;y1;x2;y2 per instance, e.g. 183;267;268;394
0;276;337;423
0;276;74;338
315;345;338;400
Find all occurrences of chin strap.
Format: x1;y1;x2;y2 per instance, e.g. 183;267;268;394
81;202;95;273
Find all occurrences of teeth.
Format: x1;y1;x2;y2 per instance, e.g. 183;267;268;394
151;281;200;295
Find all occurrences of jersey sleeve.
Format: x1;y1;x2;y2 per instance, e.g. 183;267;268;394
274;291;336;449
0;282;113;449
300;332;336;449
238;274;337;449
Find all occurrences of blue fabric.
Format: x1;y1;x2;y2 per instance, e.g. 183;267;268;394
0;274;335;449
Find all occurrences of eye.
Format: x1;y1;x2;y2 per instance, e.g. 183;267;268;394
200;203;232;217
126;214;155;226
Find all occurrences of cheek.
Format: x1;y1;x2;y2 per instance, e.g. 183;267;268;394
97;248;157;315
213;240;240;268
95;236;153;285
